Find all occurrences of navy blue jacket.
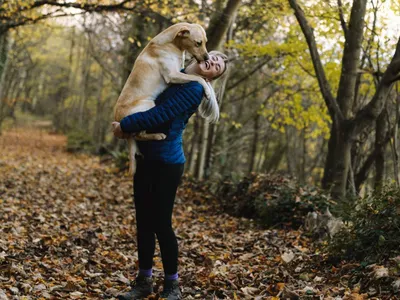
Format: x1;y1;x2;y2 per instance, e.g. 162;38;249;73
120;81;204;164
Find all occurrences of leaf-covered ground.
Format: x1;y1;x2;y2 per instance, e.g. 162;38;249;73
0;124;396;299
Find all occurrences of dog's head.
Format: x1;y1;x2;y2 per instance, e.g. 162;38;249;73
174;24;209;62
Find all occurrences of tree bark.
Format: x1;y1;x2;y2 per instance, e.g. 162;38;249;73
263;141;286;173
93;71;104;151
329;0;367;197
289;0;400;198
79;37;90;127
374;108;387;190
1;1;172;34
391;92;400;187
0;31;11;135
197;119;209;180
194;0;240;178
249;114;259;173
188;115;200;175
206;0;242;50
336;0;367;118
288;0;343;122
256;129;270;172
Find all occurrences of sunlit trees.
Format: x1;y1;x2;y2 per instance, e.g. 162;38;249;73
1;0;400;197
289;0;400;197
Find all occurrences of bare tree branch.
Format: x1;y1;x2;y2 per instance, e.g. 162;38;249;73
391;74;400;84
353;36;400;134
335;0;367;119
85;29;121;93
227;57;270;91
288;0;343;122
0;0;172;34
337;0;348;36
2;10;86;32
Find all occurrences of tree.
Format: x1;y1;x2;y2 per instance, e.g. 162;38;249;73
186;0;242;180
289;0;400;198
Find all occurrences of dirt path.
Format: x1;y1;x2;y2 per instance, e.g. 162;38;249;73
0;127;351;299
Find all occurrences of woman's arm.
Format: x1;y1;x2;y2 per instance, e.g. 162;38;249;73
120;82;204;133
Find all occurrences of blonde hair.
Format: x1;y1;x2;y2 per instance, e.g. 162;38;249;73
186;50;229;124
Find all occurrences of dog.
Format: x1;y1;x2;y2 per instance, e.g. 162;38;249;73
113;22;212;176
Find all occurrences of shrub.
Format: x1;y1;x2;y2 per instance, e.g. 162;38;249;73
215;173;333;229
109;149;129;171
66;129;95;153
328;184;400;262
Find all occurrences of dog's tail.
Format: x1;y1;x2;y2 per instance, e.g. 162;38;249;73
198;81;219;123
128;137;137;177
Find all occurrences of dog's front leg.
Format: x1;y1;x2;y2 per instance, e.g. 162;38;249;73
135;131;166;141
164;71;212;100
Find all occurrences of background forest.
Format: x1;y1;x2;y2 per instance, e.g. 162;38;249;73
2;0;400;299
1;0;400;198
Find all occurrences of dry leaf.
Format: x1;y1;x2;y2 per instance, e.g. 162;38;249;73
281;251;295;263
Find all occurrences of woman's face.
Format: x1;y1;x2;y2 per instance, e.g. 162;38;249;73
186;54;225;81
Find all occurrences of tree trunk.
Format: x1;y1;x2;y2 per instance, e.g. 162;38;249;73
336;0;367;118
0;29;8;81
0;30;8;134
197;119;209;180
328;0;367;197
330;121;353;198
93;71;104;151
204;122;216;178
392;91;400;187
188;115;200;175
195;0;239;178
263;141;286;172
299;127;306;184
205;52;232;178
194;117;204;177
285;127;296;176
374;108;388;190
256;129;270;172
79;38;90;127
288;0;400;199
0;34;13;134
248;114;259;173
206;0;242;50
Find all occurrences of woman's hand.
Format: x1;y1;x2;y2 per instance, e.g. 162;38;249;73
112;122;132;139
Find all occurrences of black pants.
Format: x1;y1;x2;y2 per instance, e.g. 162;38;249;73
133;158;184;275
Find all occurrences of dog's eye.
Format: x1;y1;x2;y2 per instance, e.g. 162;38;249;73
196;41;202;47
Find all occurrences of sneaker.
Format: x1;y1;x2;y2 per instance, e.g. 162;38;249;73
159;279;182;300
117;276;153;300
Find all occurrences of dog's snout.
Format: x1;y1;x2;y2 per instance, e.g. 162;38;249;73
204;53;209;61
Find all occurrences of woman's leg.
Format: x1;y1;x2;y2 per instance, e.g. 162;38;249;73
117;160;156;300
133;159;157;272
151;163;184;276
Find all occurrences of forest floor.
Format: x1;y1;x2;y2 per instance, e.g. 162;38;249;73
0;122;394;299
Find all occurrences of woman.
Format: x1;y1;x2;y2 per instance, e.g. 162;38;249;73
113;51;228;300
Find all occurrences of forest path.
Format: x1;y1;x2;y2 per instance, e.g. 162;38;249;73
0;125;346;299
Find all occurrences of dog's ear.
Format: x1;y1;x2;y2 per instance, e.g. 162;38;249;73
176;27;190;38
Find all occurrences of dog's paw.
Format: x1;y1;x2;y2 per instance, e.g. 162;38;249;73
112;121;119;129
154;133;167;140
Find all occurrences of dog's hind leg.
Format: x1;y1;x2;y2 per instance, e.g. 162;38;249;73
128;137;138;177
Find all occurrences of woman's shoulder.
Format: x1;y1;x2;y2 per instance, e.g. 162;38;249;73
157;81;203;103
179;81;203;89
180;81;204;95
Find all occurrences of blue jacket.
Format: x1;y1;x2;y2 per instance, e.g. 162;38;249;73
120;81;204;164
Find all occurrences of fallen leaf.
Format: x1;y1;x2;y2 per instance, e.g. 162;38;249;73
281;251;295;263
